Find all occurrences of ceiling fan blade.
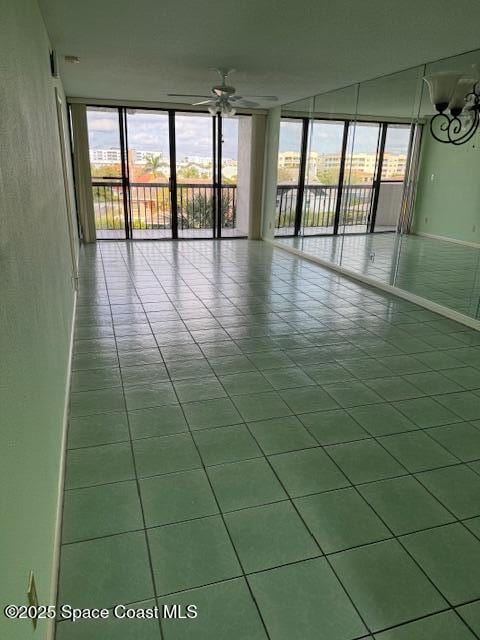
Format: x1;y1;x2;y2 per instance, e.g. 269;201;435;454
235;100;260;108
240;95;278;101
167;93;211;98
192;100;216;106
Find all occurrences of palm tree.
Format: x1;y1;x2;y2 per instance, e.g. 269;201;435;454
144;153;162;176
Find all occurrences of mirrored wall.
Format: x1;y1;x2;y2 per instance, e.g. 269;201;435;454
273;49;480;322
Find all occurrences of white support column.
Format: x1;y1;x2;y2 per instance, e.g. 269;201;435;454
70;103;96;242
248;114;267;239
235;117;252;237
235;114;267;239
261;107;281;239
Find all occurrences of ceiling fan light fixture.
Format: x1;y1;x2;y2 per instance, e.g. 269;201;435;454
221;102;235;117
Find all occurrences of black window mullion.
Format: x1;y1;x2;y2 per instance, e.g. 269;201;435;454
168;111;178;239
211;116;217;238
118;108;131;239
293;117;309;236
369;122;387;233
333;120;350;236
216;114;222;239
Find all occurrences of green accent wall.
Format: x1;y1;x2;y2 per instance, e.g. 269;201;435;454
412;124;480;245
0;1;77;638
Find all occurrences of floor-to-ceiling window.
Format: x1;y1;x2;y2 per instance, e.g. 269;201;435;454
341;122;381;234
301;120;346;236
275;118;304;236
220;116;240;236
126;109;172;239
275;116;414;238
85;106;249;240
175;112;215;239
87;107;126;240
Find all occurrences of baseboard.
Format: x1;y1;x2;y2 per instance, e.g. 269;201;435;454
47;288;77;640
414;231;480;249
265;238;480;332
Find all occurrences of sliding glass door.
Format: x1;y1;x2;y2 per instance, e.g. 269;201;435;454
341;122;381;234
301;120;346;236
87;107;126;240
85;106;247;240
126;109;172;239
275;119;304;236
175;112;215;239
221;116;242;237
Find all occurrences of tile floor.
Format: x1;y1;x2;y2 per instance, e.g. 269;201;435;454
277;233;480;319
57;239;480;639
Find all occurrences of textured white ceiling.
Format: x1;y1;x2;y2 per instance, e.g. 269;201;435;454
38;0;480;106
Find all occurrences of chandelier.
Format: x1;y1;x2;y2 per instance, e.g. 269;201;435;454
424;70;480;145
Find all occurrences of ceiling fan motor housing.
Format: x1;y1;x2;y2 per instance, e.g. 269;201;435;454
213;84;236;97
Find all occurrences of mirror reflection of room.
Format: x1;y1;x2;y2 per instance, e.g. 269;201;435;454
273;50;480;322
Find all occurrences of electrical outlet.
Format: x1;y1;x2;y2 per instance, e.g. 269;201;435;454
424;217;428;224
27;571;38;630
473;225;477;233
430;173;435;182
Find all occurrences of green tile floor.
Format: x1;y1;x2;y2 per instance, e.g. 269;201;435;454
57;239;480;639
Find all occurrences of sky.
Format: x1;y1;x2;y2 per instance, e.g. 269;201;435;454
86;108;411;164
279;119;411;154
87;108;239;160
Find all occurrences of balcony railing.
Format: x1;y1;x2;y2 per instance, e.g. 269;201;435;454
275;184;375;231
92;181;236;231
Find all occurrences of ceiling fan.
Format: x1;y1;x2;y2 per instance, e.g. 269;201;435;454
168;68;278;116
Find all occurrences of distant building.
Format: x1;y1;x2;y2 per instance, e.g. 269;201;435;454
182;155;212;166
90;148;122;164
133;150;164;164
278;150;407;182
89;148;164;165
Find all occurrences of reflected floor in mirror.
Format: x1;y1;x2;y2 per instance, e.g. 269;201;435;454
277;234;480;319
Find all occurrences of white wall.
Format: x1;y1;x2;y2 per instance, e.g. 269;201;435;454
0;2;77;638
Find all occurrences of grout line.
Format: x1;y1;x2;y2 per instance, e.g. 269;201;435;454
99;243;165;640
130;243;274;640
242;419;373;634
66;240;480;639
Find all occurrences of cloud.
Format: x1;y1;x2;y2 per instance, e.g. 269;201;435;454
87;109;240;158
87;117;118;132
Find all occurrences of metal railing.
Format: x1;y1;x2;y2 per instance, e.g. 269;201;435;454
92;181;236;231
275;184;374;231
175;183;236;230
92;180;125;230
340;185;374;228
130;183;171;230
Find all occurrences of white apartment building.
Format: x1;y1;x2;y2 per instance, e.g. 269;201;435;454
89;148;164;165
